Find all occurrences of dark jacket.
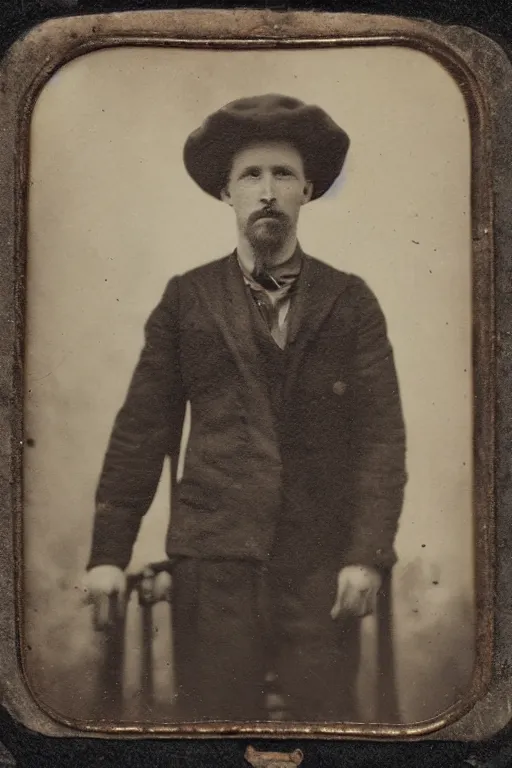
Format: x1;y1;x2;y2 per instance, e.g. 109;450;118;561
88;252;406;572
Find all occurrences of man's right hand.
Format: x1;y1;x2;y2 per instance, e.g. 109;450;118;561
82;565;126;630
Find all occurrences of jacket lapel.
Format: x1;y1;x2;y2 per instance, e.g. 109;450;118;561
191;253;267;390
284;254;352;395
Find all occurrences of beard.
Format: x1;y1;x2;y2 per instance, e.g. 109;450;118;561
245;209;291;267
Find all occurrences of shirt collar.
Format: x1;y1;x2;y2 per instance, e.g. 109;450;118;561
236;244;304;286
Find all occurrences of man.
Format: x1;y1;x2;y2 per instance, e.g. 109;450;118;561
84;94;407;722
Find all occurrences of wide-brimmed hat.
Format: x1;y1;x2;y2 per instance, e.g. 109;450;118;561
183;94;350;201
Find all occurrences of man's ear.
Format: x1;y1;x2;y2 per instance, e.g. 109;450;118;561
220;187;232;205
302;181;313;205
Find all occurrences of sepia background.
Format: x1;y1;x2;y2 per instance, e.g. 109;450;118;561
24;44;473;725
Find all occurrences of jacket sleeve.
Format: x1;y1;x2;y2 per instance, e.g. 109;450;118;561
87;277;186;571
343;276;407;571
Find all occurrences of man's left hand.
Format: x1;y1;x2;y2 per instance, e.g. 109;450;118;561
330;565;382;620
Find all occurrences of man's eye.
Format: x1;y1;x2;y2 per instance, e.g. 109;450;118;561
244;169;260;179
275;169;293;178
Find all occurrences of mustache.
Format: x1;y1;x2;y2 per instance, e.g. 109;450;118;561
248;207;288;226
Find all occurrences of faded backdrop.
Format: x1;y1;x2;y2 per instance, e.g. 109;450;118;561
24;44;473;725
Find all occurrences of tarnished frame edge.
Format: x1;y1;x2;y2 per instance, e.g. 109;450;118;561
0;8;506;741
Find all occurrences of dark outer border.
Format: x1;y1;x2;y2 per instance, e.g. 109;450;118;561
0;9;506;741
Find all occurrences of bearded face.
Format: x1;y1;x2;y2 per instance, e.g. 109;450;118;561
222;141;312;267
245;205;291;259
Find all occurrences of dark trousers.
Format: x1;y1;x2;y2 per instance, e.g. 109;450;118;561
171;553;361;722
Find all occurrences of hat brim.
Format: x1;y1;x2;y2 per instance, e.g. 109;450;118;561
184;105;349;201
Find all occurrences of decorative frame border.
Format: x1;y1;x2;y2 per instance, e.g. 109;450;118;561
0;9;506;741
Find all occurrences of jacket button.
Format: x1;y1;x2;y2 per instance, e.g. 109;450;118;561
333;380;347;397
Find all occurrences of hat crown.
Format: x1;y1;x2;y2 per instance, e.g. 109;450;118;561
184;93;350;201
223;94;305;120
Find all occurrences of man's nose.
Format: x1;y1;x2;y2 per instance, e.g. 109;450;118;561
259;173;277;204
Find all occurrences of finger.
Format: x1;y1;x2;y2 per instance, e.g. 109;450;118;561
355;591;372;618
333;582;358;619
93;593;111;630
114;587;126;619
330;597;341;620
331;574;349;619
330;588;342;619
341;583;359;613
153;571;172;603
140;571;155;604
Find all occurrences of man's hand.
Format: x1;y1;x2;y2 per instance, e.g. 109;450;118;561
139;567;173;604
82;565;126;629
330;565;382;620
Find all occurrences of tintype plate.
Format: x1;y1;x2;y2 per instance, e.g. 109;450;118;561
0;6;509;754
